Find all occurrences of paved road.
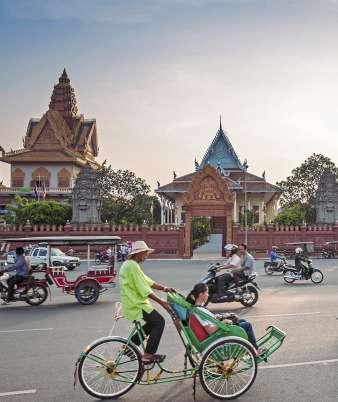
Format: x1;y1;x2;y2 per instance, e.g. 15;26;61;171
0;259;337;401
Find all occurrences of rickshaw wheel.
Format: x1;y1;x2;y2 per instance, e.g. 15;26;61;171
78;337;142;399
25;285;48;306
199;338;257;400
311;269;324;284
75;280;100;305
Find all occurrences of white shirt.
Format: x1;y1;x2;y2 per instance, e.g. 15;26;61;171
229;254;241;268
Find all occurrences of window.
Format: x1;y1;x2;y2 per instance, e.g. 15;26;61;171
57;168;71;188
38;249;47;257
11;168;25;187
32;249;39;257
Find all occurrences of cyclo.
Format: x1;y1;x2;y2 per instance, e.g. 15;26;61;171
76;293;286;400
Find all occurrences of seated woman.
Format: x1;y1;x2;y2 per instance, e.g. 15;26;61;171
186;283;265;356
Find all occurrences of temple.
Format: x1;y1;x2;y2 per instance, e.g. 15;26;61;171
0;69;99;211
156;119;280;256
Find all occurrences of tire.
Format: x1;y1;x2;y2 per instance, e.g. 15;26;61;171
264;264;274;275
199;338;257;400
25;285;48;306
240;285;258;307
78;337;142;399
52;260;61;266
66;266;75;271
311;269;324;284
75;280;100;305
95;257;101;265
283;270;296;284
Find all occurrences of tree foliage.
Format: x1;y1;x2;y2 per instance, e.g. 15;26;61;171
192;217;212;248
273;205;305;226
5;196;72;225
97;161;159;225
276;153;338;223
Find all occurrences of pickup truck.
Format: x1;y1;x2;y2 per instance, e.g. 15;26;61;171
30;247;81;270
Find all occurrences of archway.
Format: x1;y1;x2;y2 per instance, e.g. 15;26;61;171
182;165;234;258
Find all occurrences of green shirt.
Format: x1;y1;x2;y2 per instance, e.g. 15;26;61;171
119;259;155;321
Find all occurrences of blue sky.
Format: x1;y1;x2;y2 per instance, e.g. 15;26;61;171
1;0;338;190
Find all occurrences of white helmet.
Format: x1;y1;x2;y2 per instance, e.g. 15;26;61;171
295;247;303;254
224;243;234;251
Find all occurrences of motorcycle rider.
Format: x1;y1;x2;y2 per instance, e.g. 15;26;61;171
294;247;308;277
215;244;242;298
270;246;281;267
239;243;255;277
2;247;30;301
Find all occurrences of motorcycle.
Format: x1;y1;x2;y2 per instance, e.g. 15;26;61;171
0;270;49;306
200;263;260;307
94;251;111;265
264;256;288;275
283;258;324;284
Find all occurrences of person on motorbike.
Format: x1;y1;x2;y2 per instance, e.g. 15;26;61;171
186;283;265;356
2;247;30;301
119;240;176;365
270;246;282;266
294;247;308;277
215;244;241;298
239;243;255;277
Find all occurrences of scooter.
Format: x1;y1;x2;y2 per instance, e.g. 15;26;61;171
200;263;260;307
264;256;288;275
283;259;324;284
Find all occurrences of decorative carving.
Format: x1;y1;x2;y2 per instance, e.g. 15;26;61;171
72;166;101;224
315;173;337;224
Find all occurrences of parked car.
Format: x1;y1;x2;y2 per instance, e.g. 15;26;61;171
6;250;16;264
30;247;81;270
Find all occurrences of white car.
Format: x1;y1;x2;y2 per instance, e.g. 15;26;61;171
30;247;80;270
6;250;16;264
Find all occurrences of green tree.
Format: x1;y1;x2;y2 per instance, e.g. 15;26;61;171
273;205;305;226
276;153;337;223
6;195;71;225
97;161;159;225
192;217;212;248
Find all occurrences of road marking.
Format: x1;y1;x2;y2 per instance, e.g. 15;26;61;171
0;389;36;397
260;358;338;370
0;328;53;334
246;311;321;318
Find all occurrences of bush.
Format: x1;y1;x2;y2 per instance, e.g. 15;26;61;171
273;205;305;226
192;217;211;248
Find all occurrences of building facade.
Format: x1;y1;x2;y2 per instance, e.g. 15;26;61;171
156;120;281;257
0;69;99;211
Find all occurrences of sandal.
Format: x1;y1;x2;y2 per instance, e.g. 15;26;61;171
141;354;166;365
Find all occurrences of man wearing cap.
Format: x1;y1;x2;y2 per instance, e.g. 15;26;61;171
119;240;176;365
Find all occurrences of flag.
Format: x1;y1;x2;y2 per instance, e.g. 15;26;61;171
33;185;39;200
42;182;47;199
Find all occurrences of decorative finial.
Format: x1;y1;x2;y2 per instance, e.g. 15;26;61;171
243;158;249;171
194;158;199;171
173;171;177;179
262;171;266;180
157;181;160;189
219;114;222;131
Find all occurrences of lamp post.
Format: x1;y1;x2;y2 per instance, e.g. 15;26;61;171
243;159;249;245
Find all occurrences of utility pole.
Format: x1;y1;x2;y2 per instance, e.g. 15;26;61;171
243;159;249;245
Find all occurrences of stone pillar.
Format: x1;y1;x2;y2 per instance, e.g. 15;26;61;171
226;210;232;245
183;213;192;258
160;198;164;225
233;192;237;223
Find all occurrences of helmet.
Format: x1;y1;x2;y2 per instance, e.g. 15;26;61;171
272;245;278;250
295;247;303;254
224;244;234;251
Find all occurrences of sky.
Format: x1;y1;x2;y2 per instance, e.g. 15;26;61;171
1;0;338;192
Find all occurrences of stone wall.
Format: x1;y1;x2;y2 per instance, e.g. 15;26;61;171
0;221;185;259
233;223;338;256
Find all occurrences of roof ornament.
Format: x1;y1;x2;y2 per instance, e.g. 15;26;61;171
194;158;199;171
262;171;266;180
157;181;160;189
173;171;177;179
219;114;223;131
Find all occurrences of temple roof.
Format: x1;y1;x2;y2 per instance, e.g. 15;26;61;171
199;118;244;171
0;70;99;166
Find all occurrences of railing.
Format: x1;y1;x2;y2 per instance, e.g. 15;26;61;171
0;187;72;193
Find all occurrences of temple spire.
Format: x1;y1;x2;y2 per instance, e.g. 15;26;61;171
219;114;222;131
49;69;78;125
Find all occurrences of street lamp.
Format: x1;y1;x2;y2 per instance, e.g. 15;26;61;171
243;159;249;245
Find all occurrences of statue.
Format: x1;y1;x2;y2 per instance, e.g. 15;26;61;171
72;166;101;224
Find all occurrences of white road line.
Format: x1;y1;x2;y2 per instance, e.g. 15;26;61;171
0;328;53;334
260;358;338;370
0;389;36;397
246;311;321;318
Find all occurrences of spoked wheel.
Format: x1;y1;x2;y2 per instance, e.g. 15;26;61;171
78;337;142;399
199;338;257;400
311;269;324;284
25;285;48;306
264;264;274;275
75;280;100;305
240;285;258;307
283;270;296;284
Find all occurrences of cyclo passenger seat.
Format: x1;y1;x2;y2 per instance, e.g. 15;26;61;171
189;314;209;342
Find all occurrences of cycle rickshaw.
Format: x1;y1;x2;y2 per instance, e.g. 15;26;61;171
76;292;286;400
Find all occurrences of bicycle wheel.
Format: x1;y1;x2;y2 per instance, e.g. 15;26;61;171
311;269;323;284
78;337;142;399
199;338;257;400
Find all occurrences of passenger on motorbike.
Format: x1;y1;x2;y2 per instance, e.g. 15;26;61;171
239;244;255;277
215;244;242;298
294;247;308;276
2;247;30;301
186;283;265;356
